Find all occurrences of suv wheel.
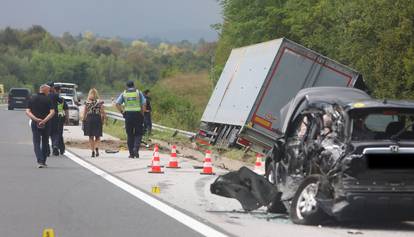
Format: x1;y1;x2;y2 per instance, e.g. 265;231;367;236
290;175;329;225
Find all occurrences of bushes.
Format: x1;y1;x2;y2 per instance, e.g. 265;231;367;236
215;0;414;99
151;86;201;131
149;72;212;131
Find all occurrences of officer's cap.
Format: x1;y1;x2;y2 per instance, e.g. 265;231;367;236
126;80;134;88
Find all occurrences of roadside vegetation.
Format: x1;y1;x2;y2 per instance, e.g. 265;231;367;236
213;0;414;99
0;26;215;130
104;116;257;164
103;117;190;145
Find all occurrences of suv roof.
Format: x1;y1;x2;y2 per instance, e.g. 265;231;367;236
54;82;77;89
9;88;30;92
347;99;414;111
9;88;31;95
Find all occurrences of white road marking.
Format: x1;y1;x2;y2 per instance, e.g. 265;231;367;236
64;150;228;237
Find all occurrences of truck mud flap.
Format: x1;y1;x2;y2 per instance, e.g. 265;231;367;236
210;167;278;211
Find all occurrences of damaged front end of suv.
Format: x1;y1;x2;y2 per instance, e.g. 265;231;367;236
211;87;414;225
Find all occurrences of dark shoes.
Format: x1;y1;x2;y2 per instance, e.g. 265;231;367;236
129;151;139;159
53;147;59;156
128;152;139;159
91;148;99;158
37;163;47;168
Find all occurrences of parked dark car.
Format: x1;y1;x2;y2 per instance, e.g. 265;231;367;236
211;87;414;225
8;88;31;110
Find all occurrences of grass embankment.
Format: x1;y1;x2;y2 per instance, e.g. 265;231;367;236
104;117;190;145
104;71;212;132
104;117;256;164
150;72;213;131
103;72;256;163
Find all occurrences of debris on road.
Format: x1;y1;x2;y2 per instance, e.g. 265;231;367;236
105;149;119;154
347;230;363;235
210;167;278;211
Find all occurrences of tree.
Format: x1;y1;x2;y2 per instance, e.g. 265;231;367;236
214;0;414;98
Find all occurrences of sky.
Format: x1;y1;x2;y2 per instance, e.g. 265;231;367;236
0;0;222;42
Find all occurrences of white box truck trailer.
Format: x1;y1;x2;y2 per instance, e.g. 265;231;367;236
197;38;366;154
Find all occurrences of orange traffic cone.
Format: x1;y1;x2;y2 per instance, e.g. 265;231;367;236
253;153;265;175
149;145;164;174
200;150;215;175
167;145;181;168
148;144;164;168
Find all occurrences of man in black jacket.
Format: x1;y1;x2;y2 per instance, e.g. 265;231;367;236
26;84;55;168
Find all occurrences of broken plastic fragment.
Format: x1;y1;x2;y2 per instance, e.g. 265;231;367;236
210;167;278;211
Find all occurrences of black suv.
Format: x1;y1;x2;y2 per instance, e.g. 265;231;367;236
212;87;414;225
8;88;31;110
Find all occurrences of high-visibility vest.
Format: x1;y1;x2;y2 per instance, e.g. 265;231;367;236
123;90;141;112
57;101;65;117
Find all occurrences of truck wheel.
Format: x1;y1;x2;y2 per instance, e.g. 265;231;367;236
265;162;287;213
290;175;329;225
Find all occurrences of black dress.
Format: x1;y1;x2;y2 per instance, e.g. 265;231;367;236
83;100;103;137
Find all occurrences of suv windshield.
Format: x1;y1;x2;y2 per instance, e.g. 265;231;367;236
10;89;29;97
351;109;414;141
61;88;75;96
64;98;73;106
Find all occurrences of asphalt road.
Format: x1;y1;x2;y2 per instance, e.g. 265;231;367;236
0;108;204;237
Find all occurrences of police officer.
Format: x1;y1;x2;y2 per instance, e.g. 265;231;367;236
115;81;146;158
46;82;62;156
43;82;57;157
53;85;69;155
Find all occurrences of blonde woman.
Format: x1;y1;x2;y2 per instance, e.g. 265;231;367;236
82;88;106;157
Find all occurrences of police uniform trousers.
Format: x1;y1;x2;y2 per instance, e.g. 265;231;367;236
124;111;144;156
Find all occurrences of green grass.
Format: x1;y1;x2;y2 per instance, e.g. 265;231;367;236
104;105;117;113
104;117;190;144
103;118;127;140
104;71;212;132
104;117;256;163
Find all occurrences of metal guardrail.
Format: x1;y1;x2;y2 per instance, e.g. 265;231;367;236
106;111;196;138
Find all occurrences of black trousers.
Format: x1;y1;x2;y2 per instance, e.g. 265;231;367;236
45;116;59;155
144;112;152;134
31;121;51;164
125;112;144;156
51;117;65;153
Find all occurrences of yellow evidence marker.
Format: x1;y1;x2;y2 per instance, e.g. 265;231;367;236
42;228;55;237
151;185;161;194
